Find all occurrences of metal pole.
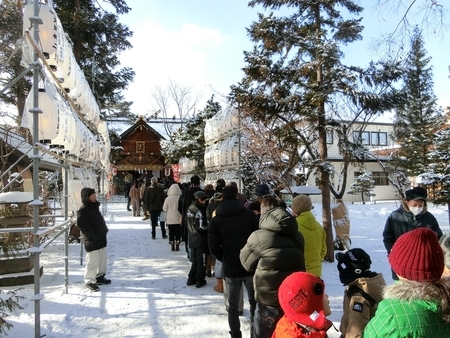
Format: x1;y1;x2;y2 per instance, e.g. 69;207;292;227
28;2;44;338
64;161;69;294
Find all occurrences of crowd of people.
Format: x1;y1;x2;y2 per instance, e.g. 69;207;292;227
77;178;450;338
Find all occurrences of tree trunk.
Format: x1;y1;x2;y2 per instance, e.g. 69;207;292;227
314;4;334;262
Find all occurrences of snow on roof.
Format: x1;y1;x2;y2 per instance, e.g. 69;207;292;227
0;191;34;204
279;186;322;195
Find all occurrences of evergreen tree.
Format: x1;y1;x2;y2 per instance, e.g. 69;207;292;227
420;120;450;225
393;29;444;177
53;0;135;120
230;0;402;261
0;1;134;121
161;96;221;180
0;1;29;117
347;171;376;204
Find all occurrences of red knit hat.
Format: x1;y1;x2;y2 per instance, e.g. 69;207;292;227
388;227;444;282
278;272;329;330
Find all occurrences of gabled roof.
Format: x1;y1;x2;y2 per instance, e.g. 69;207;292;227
116;116;166;143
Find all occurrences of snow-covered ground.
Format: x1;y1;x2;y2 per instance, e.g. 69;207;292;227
2;196;449;337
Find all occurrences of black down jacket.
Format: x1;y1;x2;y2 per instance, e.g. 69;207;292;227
77;188;109;252
240;207;305;307
383;200;442;254
208;199;259;278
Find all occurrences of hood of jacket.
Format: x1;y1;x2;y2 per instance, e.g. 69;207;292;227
384;279;450;308
215;199;246;217
167;183;182;196
296;210;320;230
259;207;299;234
81;188;96;206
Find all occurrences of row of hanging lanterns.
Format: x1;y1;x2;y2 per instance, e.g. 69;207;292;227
21;0;111;200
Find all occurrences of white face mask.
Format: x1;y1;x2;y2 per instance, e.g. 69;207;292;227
409;206;423;216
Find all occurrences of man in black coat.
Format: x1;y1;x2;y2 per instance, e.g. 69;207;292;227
208;185;259;338
186;191;208;288
179;175;203;253
77;188;110;292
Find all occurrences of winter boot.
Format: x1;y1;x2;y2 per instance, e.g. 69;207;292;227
175;241;180;251
170;241;175;251
213;278;224;293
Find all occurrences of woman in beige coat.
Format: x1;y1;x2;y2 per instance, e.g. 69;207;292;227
162;183;183;251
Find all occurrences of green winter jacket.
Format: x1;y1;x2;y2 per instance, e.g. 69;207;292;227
296;210;327;277
363;280;450;338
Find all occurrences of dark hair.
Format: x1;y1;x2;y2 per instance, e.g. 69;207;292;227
222;185;238;200
216;178;226;192
260;197;283;214
190;175;200;185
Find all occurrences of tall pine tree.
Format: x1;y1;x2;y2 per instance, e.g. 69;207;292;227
420;119;450;225
231;0;402;261
393;29;444;177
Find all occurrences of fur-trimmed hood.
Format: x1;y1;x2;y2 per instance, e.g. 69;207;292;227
384;279;450;304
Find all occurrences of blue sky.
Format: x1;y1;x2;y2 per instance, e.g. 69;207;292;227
117;1;450;117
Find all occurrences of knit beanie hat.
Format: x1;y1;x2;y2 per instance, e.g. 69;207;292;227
336;248;372;285
291;195;312;215
439;233;450;269
278;272;329;331
388;227;444;282
256;183;270;197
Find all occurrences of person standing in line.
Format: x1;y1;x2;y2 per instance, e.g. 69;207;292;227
240;197;306;338
163;183;183;251
364;227;450;337
271;271;332;338
140;179;150;220
383;186;443;280
77;188;111;292
291;195;327;277
145;176;167;239
186;191;209;288
124;181;132;211
179;175;203;254
206;192;222;287
335;248;386;338
208;185;259;338
129;180;141;217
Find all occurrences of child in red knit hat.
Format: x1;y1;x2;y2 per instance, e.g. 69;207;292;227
272;271;332;338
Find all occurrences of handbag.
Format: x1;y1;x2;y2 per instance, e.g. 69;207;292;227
159;211;167;222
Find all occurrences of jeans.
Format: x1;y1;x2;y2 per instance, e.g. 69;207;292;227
150;210;166;237
224;275;256;338
188;245;207;282
253;303;283;338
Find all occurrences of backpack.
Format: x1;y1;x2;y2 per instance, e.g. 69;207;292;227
69;223;81;243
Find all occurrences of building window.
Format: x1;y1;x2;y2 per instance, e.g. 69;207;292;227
353;131;370;145
371;132;387;146
326;131;333;144
355;171;389;186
